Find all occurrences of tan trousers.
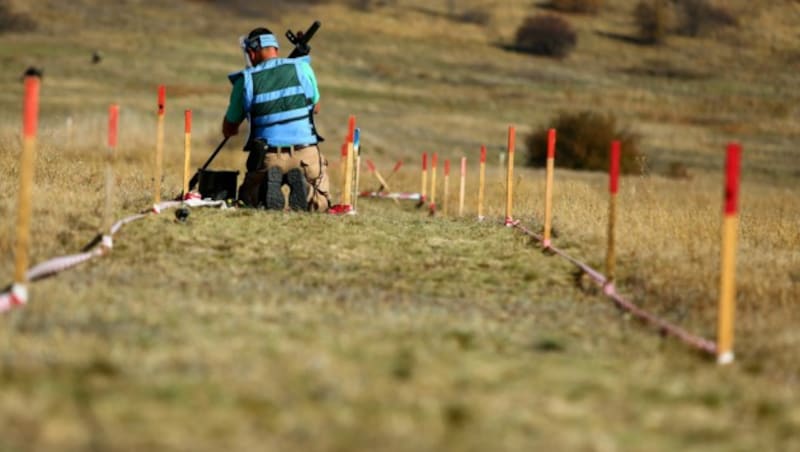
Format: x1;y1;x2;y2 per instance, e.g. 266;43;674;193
239;145;330;211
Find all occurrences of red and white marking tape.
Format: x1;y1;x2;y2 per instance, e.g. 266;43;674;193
1;198;228;313
510;221;716;356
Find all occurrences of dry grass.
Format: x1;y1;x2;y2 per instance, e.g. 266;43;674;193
0;0;798;450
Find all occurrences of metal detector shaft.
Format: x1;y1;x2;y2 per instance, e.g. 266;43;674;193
187;136;230;192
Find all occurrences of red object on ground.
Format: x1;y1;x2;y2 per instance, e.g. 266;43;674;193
328;204;353;215
108;105;119;148
609;140;621;194
724;143;742;215
23;76;40;139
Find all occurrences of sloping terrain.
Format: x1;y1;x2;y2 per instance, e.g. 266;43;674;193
0;0;798;450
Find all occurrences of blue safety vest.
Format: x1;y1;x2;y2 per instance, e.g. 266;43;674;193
228;56;317;146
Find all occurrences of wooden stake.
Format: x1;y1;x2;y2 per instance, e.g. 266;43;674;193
605;140;621;292
478;145;486;220
504;126;515;226
543;128;556;247
342;116;356;205
340;141;347;191
182;110;192;198
717;143;742;365
443;159;450;216
458;156;466;217
352;128;361;211
66;116;73;149
13;75;40;284
430;152;438;212
366;160;399;206
104;104;119;232
421;152;428;201
153;85;166;205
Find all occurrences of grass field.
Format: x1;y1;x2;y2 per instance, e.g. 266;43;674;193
1;0;799;450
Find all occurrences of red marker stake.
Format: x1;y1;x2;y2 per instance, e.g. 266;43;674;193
543;129;557;247
366;160;398;205
605;140;621;293
13;75;40;291
477;145;486;220
458;157;467;217
342;116;356;205
340;141;348;189
421;152;428;202
153;85;166;206
429;152;438;213
384;160;404;187
717;143;742;365
505;126;516;226
182;110;192;198
104;104;119;233
347;115;356;143
443;159;451;216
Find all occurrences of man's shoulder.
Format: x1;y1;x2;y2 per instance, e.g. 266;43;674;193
227;70;244;85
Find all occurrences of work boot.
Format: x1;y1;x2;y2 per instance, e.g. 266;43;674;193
264;167;284;210
286;168;308;211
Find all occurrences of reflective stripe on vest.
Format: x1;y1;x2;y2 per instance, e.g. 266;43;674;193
242;58;314;143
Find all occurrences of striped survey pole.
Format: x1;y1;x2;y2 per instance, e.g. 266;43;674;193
352;128;362;212
342;115;356;206
458;156;466;217
717;143;742;365
11;74;41;305
543;128;556;248
153;85;166;207
429;152;438;213
104;104;119;235
504;126;516;226
420;152;428;202
443;159;451;216
605;140;621;293
477;145;486;220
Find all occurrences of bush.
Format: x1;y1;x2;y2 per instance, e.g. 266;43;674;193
633;0;672;44
456;7;492;26
526;111;643;175
549;0;603;14
514;14;577;58
675;0;737;37
0;0;35;33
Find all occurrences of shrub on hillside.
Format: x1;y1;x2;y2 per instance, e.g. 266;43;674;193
549;0;603;14
675;0;737;37
633;0;672;45
456;7;492;26
514;15;577;58
526;111;643;175
0;0;35;33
